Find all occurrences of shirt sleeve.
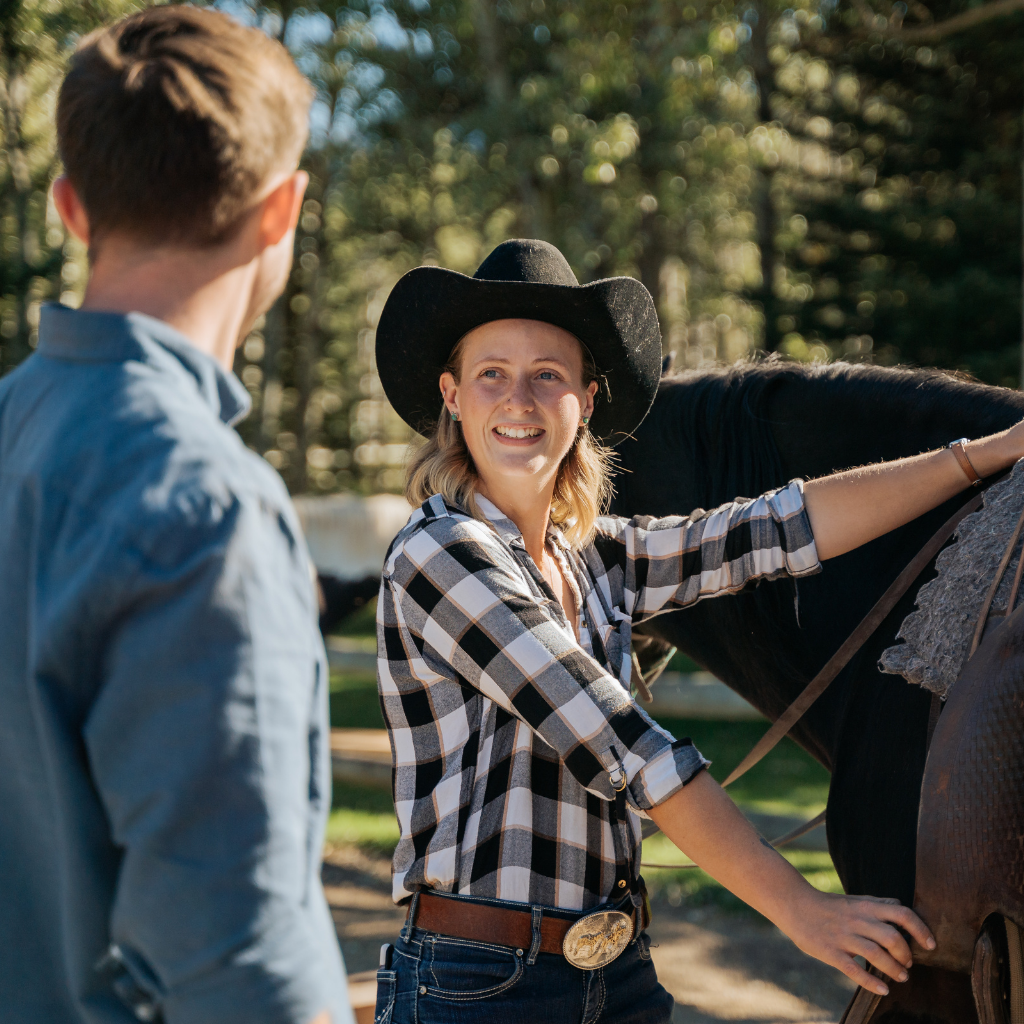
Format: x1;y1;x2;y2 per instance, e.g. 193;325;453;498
83;485;351;1024
589;478;821;623
381;514;707;812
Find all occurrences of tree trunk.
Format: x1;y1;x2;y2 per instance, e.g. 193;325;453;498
473;0;509;106
1;39;32;367
749;0;780;353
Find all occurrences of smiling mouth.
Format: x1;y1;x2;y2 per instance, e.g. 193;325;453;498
493;425;545;440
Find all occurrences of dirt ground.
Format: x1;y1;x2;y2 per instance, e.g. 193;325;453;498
323;844;855;1024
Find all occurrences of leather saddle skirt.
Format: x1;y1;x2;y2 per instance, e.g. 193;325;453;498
913;600;1024;972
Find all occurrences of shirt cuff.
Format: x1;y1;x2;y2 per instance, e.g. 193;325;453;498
626;738;710;812
768;479;821;578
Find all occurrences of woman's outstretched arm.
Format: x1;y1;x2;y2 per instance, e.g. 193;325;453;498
804;423;1024;561
647;771;935;997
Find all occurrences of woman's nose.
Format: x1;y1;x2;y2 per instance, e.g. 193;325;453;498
504;375;535;411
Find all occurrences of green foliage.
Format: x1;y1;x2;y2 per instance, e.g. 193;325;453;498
1;0;1020;488
769;2;1024;382
0;0;140;376
231;0;1023;494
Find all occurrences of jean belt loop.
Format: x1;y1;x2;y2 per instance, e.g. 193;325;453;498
401;891;421;941
527;905;543;965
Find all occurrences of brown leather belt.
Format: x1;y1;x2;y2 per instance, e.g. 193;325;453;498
411;891;648;956
412;891;576;954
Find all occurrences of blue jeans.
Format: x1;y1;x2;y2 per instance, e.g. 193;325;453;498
374;901;673;1024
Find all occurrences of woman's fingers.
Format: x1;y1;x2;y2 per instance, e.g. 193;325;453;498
856;919;913;969
782;891;937;997
877;901;936;952
835;954;889;997
854;897;936;953
848;936;910;983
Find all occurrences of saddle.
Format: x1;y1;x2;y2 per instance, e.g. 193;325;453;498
843;503;1024;1024
913;600;1024;980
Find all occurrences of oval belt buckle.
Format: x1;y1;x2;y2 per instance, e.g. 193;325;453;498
562;908;634;970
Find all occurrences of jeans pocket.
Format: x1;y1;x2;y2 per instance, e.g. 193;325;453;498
424;936;524;1001
374;968;397;1024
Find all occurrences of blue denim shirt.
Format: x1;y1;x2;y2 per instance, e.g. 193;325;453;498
0;306;351;1024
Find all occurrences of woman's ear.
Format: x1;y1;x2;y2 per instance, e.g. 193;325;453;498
582;379;597;422
440;372;459;420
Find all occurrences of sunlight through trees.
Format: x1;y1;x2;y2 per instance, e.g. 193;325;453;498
0;0;1020;493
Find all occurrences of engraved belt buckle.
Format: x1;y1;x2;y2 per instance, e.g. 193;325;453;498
562;906;635;970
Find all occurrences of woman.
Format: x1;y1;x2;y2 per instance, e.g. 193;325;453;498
370;239;1020;1024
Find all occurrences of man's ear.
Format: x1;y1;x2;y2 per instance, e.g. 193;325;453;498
51;176;90;246
258;170;309;249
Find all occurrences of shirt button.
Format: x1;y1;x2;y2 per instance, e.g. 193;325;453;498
419;985;427;995
618;879;627;888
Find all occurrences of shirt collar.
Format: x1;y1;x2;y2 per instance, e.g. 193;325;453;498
474;493;571;552
37;303;251;427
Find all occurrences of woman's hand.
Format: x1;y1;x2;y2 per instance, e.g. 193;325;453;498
778;890;935;997
648;772;937;998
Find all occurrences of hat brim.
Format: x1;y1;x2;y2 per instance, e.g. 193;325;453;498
375;266;663;445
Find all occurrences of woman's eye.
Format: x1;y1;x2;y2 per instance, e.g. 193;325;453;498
538;370;558;380
481;369;501;379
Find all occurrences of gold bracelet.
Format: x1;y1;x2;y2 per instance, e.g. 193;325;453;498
948;438;982;486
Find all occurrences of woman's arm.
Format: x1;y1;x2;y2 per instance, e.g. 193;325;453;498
805;424;1024;561
595;481;821;624
648;772;935;997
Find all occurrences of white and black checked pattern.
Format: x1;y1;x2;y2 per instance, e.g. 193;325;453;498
377;482;820;911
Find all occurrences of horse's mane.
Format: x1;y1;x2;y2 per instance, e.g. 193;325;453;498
626;358;1024;730
654;357;1017;510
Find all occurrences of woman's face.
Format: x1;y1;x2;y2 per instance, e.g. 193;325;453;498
440;318;598;496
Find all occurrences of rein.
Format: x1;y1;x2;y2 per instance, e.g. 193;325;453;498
642;484;992;870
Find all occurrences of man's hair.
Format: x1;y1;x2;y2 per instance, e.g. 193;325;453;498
57;5;313;247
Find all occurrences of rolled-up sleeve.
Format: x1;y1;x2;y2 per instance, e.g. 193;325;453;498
83;486;350;1024
591;479;821;623
383;516;707;811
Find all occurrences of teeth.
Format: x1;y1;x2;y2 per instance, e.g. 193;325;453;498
496;425;542;438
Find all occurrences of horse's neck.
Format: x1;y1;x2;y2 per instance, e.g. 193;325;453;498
624;364;1024;767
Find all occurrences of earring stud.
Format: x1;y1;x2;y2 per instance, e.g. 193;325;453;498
451;411;458;421
582;417;589;426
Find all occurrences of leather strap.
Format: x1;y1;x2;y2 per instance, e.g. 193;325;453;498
412;891;577;955
722;489;988;788
949;440;982;486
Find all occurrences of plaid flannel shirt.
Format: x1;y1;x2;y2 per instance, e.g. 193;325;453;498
377;481;820;911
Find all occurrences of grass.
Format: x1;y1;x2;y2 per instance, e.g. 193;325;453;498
329;669;383;732
327;639;839;904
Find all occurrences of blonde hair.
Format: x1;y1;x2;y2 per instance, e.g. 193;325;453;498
405;336;616;548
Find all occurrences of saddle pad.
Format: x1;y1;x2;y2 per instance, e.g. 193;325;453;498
880;458;1024;697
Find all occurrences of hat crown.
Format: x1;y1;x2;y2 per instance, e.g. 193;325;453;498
473;238;580;287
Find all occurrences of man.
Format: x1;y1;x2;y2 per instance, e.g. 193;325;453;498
0;8;349;1023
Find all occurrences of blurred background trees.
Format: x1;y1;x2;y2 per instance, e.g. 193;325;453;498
1;0;1021;493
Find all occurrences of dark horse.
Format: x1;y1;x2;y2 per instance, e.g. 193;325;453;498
612;359;1024;1023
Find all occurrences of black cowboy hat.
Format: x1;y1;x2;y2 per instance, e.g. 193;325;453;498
375;238;663;445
